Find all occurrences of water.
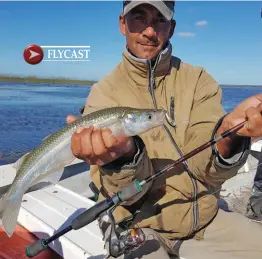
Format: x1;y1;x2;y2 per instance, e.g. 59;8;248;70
0;82;91;165
0;82;262;165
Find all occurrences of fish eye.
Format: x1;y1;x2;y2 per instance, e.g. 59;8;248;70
147;114;152;120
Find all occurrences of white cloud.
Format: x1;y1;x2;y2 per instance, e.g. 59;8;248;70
176;32;196;37
195;20;208;27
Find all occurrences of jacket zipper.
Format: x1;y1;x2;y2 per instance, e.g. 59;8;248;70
147;57;199;237
170;96;175;122
166;96;177;127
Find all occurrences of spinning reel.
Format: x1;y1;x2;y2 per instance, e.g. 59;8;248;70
101;206;146;258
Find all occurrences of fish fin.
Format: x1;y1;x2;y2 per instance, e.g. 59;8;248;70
12;152;30;171
29;168;64;190
1;196;22;237
0;195;6;230
26;182;53;193
23;141;75;194
108;120;126;137
0;186;10;198
0;182;55;198
0;195;6;219
43;141;75;173
0;194;19;237
0;183;53;198
32;140;75;183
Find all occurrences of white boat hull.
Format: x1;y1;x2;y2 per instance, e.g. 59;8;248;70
0;159;106;259
1;140;262;258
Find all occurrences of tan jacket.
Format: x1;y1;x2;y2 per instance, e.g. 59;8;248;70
82;43;250;240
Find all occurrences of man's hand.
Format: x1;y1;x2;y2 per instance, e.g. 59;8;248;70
66;115;137;166
216;94;262;158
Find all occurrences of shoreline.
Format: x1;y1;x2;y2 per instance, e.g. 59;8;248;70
0;75;261;88
220;84;262;88
0;75;97;86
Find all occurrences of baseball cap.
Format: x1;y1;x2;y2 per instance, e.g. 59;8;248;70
123;1;175;21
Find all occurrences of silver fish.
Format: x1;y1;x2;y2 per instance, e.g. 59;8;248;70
0;106;166;237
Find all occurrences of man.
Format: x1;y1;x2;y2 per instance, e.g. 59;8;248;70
246;168;262;221
67;1;262;258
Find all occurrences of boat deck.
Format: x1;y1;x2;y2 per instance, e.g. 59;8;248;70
1;140;262;258
0;224;62;259
0;159;106;259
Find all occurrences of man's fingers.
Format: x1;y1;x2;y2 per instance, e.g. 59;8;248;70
102;129;130;153
66;115;79;124
71;130;83;158
244;106;262;136
80;127;95;159
255;94;262;103
70;126;134;165
102;129;118;150
256;102;262;112
92;129;114;164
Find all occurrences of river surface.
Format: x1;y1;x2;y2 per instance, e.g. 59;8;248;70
1;82;262;165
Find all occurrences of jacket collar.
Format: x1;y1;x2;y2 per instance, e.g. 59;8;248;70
121;42;172;88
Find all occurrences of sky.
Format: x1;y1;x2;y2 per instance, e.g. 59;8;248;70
0;1;261;85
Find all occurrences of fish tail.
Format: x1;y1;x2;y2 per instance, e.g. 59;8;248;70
0;195;22;237
0;195;7;229
0;186;10;199
0;194;6;217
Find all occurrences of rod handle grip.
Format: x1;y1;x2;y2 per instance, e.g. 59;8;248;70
26;239;47;258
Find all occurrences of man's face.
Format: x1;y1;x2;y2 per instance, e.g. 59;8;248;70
119;4;175;60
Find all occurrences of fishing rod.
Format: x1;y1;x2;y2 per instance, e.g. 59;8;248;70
25;120;246;258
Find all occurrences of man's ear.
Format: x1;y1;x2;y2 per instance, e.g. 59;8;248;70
119;13;127;36
169;19;176;39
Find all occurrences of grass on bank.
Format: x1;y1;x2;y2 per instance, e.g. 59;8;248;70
0;75;97;86
0;75;261;88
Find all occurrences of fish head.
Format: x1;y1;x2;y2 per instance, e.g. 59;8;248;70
122;108;167;136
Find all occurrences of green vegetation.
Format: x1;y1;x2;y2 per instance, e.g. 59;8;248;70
0;75;97;86
0;75;261;88
220;84;262;88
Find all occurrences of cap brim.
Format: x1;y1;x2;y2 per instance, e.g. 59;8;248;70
123;1;173;21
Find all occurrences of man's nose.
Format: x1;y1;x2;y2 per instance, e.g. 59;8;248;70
143;25;157;38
